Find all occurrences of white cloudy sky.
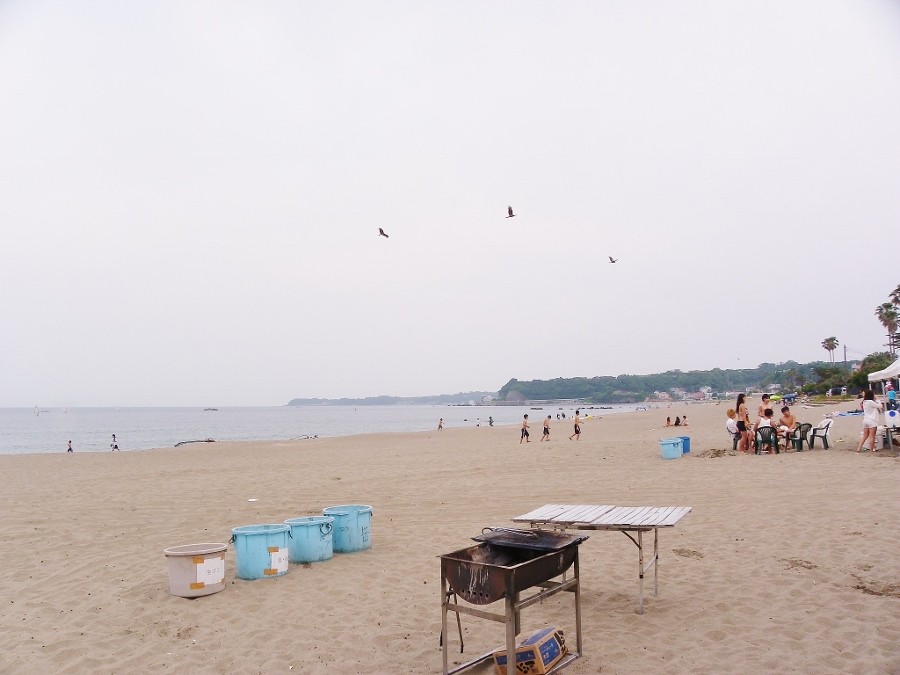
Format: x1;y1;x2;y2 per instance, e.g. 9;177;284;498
1;1;898;406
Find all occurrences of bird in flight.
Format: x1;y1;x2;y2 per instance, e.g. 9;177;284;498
507;206;515;218
378;228;389;238
608;256;618;263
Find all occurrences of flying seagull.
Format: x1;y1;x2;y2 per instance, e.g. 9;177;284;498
608;256;618;263
507;206;515;218
378;228;389;238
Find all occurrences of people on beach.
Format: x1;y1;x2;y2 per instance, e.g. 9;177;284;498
111;434;119;451
569;410;581;441
674;416;681;426
67;440;73;453
755;395;772;432
856;389;883;452
665;416;672;427
488;416;494;427
476;417;480;427
681;416;689;427
520;414;530;443
735;393;751;453
541;416;551;441
778;406;797;445
887;385;897;411
725;409;739;442
757;408;776;453
438;418;443;430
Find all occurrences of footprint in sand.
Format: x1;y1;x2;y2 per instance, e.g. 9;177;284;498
782;557;817;570
852;575;900;598
673;548;704;559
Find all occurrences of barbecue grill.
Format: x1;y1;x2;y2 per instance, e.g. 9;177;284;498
439;528;587;675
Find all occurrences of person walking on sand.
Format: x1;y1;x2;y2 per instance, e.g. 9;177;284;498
856;389;883;452
110;434;119;451
541;415;551;441
438;418;443;430
520;414;531;443
569;410;582;441
67;440;73;453
488;416;494;427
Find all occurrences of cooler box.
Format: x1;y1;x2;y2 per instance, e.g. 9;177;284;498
659;437;683;459
492;626;566;675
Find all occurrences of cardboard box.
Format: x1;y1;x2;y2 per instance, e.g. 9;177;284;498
492;626;566;675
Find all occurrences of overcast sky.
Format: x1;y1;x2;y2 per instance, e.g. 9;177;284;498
1;1;898;407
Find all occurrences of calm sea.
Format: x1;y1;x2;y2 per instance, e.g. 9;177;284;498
0;404;640;455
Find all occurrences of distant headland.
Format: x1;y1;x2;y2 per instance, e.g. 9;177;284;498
288;359;864;406
287;392;496;406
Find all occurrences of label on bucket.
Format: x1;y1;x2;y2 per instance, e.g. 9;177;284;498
196;555;225;586
266;547;288;575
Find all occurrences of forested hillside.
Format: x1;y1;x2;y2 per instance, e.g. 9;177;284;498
497;361;842;403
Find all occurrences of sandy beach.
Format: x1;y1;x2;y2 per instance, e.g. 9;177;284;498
1;401;897;674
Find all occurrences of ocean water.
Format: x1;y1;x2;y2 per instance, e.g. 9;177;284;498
0;404;640;455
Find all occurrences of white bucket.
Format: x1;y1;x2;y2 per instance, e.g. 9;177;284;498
164;543;227;598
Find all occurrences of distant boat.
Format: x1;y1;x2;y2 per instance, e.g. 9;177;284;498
204;408;218;412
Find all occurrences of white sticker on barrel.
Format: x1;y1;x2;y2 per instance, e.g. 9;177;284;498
270;547;288;574
196;556;225;585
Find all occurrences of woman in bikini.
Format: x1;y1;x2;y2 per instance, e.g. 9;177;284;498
735;393;751;453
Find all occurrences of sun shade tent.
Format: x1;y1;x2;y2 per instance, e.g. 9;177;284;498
868;358;900;383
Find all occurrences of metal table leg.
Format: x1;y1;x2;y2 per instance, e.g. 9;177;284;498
441;570;449;674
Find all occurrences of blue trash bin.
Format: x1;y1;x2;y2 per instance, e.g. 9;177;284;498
284;516;334;563
230;524;290;579
322;505;373;552
679;436;691;453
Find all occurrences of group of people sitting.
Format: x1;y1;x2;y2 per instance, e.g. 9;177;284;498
726;394;795;454
664;415;688;427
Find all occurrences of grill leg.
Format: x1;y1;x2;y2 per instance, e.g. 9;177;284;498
505;595;516;675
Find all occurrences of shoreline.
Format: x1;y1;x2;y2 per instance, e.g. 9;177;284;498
1;400;897;673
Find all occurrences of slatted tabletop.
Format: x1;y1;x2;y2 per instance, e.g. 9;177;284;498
512;503;693;613
514;504;692;530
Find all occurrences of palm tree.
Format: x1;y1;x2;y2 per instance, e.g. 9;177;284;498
891;284;900;308
821;337;839;363
875;303;899;355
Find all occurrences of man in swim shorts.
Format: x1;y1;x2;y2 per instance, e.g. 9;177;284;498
520;414;530;443
569;410;582;441
541;415;551;441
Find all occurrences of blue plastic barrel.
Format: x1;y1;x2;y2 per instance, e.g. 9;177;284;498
659;438;683;459
230;524;290;580
284;516;334;563
322;505;373;553
679;436;691;453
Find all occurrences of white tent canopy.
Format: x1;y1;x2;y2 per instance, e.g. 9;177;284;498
868;358;900;383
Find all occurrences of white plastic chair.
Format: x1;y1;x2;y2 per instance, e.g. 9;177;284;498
809;418;833;449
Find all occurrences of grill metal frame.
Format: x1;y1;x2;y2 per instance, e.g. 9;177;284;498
439;539;584;675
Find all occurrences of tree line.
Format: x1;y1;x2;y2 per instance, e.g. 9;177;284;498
497;360;869;404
